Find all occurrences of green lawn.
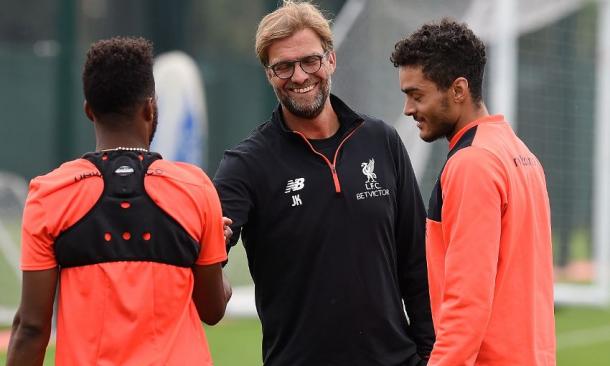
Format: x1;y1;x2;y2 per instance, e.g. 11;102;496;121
4;241;607;365
2;306;609;365
555;306;610;365
0;219;22;311
206;317;262;366
0;318;262;366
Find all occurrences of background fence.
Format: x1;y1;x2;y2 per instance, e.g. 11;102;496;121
1;0;609;323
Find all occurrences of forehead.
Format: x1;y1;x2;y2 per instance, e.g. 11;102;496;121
398;65;436;91
267;28;325;64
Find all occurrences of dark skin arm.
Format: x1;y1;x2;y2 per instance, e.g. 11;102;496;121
192;263;232;325
7;268;58;366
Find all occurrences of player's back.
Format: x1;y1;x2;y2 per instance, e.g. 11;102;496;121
21;151;221;366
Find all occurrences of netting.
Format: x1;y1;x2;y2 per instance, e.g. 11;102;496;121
0;172;27;324
332;0;608;304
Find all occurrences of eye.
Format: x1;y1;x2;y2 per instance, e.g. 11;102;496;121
273;62;292;73
301;56;320;67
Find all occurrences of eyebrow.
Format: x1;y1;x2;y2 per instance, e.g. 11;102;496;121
401;87;420;94
269;52;325;66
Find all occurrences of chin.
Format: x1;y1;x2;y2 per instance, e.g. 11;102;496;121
420;132;440;143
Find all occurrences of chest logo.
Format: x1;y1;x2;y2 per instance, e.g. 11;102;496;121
285;177;305;207
285;178;305;193
361;158;377;183
356;158;390;200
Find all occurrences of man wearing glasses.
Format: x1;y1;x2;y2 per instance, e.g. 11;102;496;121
214;1;434;365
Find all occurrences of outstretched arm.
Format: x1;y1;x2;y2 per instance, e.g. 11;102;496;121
192;264;232;325
213;149;256;253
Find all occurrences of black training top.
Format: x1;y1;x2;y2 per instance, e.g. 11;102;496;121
214;95;434;366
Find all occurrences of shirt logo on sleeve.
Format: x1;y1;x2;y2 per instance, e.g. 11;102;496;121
285;178;305;207
74;171;102;182
356;158;390;200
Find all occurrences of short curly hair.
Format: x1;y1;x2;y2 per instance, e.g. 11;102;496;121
83;36;155;117
391;18;487;103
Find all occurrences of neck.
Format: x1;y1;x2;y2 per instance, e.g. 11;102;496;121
95;129;149;152
282;99;339;139
448;101;489;141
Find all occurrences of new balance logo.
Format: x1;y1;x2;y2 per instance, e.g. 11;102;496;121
285;178;305;193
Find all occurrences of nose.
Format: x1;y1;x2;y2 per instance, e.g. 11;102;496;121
403;97;415;116
290;62;309;84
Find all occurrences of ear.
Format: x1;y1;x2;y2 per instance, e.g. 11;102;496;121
84;100;95;122
142;97;155;123
451;77;469;104
265;66;274;83
326;50;337;75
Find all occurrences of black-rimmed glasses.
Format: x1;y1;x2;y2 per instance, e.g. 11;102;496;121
267;52;328;80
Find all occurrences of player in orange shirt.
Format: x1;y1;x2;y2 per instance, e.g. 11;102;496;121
391;19;556;365
7;36;231;366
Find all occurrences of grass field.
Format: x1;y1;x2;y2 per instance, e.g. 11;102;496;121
2;241;609;364
1;306;609;365
2;232;608;365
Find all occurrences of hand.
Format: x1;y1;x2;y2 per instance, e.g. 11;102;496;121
222;217;233;245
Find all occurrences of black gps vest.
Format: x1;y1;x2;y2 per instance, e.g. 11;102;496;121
54;151;200;268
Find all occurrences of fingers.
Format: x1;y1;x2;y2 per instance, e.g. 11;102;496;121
224;227;233;244
222;216;233;244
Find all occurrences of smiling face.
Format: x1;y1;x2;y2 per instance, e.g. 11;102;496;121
398;65;458;142
265;28;336;120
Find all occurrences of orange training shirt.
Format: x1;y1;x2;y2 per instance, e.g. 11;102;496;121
20;156;227;366
426;115;556;365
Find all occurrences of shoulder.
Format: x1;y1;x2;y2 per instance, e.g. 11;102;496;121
353;114;406;159
28;158;102;202
357;114;400;140
359;113;391;129
228;120;276;155
147;159;214;191
145;160;220;219
215;120;279;178
23;158;103;243
448;145;501;167
444;146;505;183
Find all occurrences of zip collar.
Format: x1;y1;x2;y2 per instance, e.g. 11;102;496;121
448;114;505;150
270;94;364;194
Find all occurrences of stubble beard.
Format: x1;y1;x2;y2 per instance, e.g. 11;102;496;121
422;94;455;143
275;77;331;119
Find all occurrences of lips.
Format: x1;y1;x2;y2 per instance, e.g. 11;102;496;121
293;85;314;93
288;82;318;94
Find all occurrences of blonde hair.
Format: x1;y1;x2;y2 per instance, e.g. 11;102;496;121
255;0;334;66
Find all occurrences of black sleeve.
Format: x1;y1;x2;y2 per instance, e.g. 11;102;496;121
213;149;255;254
391;128;435;356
